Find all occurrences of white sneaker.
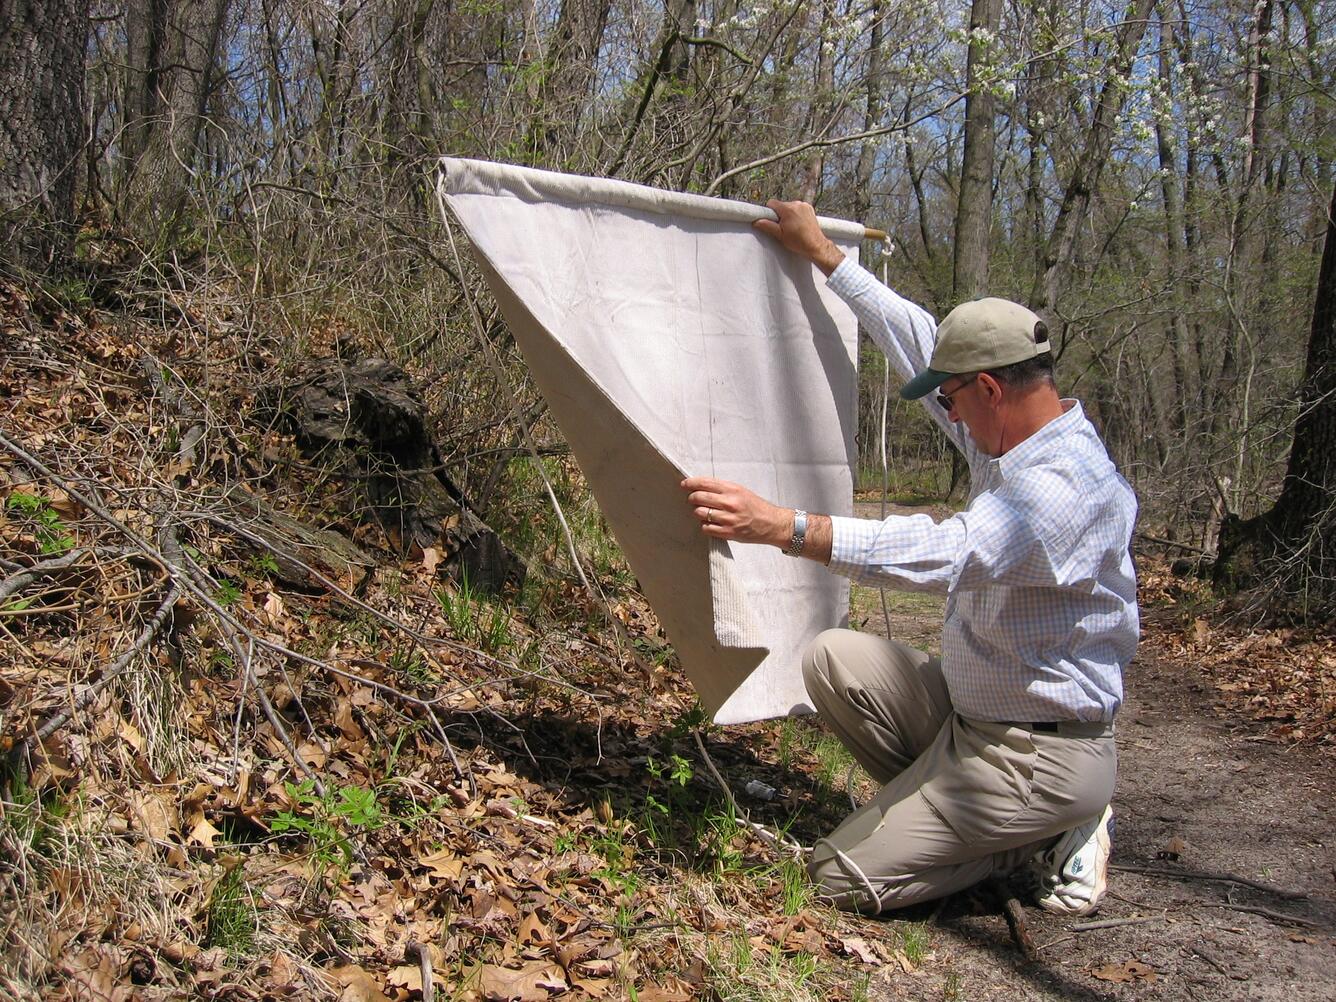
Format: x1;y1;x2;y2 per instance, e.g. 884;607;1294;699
1031;805;1114;916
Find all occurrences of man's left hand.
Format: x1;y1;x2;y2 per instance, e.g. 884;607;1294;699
681;477;792;548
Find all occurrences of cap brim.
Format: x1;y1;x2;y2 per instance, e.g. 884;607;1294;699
899;368;951;401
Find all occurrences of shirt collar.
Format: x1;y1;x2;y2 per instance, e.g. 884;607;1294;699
991;399;1084;479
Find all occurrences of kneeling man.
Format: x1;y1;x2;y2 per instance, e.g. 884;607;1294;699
682;201;1137;916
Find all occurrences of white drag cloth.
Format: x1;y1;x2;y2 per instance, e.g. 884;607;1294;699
438;158;861;723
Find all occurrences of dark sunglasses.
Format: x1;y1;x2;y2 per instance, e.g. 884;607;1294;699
936;374;979;410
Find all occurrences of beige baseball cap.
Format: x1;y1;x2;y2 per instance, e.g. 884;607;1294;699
900;297;1051;400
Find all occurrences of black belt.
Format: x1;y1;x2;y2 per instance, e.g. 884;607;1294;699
1026;720;1114;737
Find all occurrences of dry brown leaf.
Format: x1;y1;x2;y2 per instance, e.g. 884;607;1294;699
517;911;550;946
117;716;145;752
479;960;568;1001
128;789;176;842
1091;959;1158;983
420;847;464;880
296;740;329;768
422;546;442;575
263;590;285;625
840;936;882;965
575;958;616;977
570;975;614;997
60;945;129;1002
328;963;393;1002
386;964;423;991
335;700;365;741
189;816;223;848
636;979;693;1002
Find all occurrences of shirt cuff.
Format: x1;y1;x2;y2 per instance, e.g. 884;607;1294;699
826;515;873;579
825;256;872;298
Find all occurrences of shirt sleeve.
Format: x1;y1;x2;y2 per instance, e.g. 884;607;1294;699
825;257;971;459
827;479;1081;593
827;512;964;592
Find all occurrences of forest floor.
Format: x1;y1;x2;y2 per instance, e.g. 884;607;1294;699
1;277;1334;1001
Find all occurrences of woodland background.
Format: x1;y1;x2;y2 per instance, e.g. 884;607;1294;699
2;1;1335;999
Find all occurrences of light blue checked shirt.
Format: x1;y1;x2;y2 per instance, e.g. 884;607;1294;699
823;260;1138;723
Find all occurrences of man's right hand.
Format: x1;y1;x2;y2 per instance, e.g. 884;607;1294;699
753;199;846;276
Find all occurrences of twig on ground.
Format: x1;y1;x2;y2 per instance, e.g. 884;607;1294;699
1208;902;1319;928
0;430;478;789
0;548;91;604
217;614;326;798
1070;914;1164;932
1188;942;1233;975
188;508;596;699
1111;863;1307;900
406;941;434;1002
14;582;181;764
1035;933;1076;952
988;879;1038;961
1133;532;1215;556
692;729;807;859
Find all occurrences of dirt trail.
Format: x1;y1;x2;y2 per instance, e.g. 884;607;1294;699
841;505;1336;1000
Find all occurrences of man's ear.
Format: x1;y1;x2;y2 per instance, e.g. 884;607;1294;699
978;372;1004;408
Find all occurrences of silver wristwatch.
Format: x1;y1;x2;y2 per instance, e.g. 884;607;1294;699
784;509;808;557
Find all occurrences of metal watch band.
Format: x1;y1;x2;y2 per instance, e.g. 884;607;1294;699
785;509;808;557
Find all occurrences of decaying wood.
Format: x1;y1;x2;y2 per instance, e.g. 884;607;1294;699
0;548;92;604
260;356;524;593
204;488;378;594
987;879;1038;961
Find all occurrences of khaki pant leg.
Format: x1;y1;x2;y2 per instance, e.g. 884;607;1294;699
808;717;1116;913
801;629;954;785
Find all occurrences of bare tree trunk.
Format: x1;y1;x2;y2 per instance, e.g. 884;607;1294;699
310;0;356;188
853;0;884;226
121;0;169;166
534;0;613;156
799;0;837;203
0;0;90;269
1215;180;1336;613
1028;0;1156;318
1022;0;1059;284
1214;0;1273;500
1153;4;1193;438
118;0;231;238
605;0;695;177
952;0;1001;302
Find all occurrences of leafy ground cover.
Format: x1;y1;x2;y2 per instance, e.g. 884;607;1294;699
2;277;1333;1001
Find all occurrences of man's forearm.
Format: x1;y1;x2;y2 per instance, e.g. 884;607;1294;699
809;242;846;277
797;512;833;564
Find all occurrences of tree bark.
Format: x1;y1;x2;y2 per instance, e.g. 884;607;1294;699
117;0;231;237
1153;4;1193;440
854;0;885;226
0;0;90;269
1215;179;1336;611
534;0;613;155
799;0;838;203
952;0;1002;302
